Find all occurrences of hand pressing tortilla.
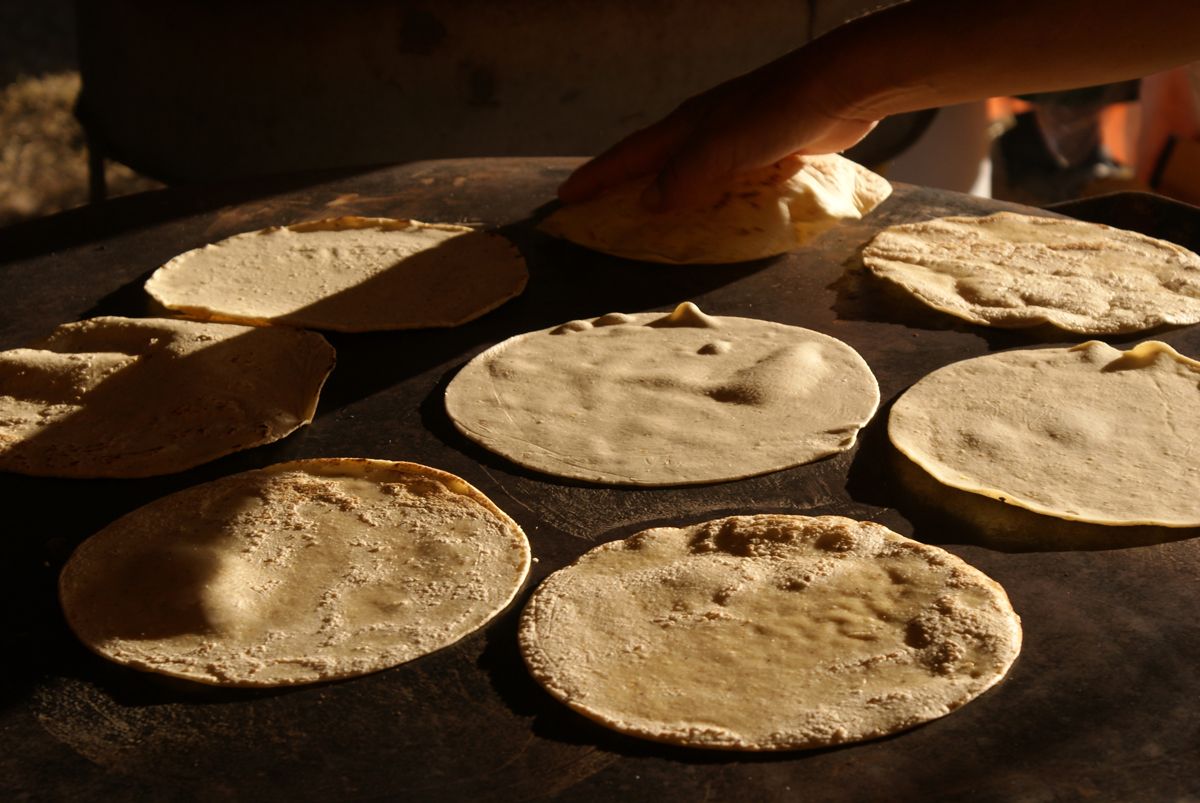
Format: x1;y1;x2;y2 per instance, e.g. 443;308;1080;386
542;155;890;264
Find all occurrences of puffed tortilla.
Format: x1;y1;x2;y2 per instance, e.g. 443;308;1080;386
145;217;528;332
0;316;334;478
862;212;1200;333
889;340;1200;526
60;458;532;687
541;154;891;263
519;514;1021;751
444;302;880;486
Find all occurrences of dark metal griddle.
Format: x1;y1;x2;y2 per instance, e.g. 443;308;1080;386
1;159;1197;802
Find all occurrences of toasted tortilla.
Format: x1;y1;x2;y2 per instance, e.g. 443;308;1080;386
889;340;1200;526
520;514;1021;750
0;316;334;478
541;155;891;263
862;212;1200;333
145;217;528;332
60;458;532;687
444;302;879;486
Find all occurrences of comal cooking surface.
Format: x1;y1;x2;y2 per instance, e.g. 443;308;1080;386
1;160;1197;801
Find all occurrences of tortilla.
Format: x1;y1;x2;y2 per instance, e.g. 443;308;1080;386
145;217;528;332
889;340;1200;526
444;302;879;486
0;316;334;478
862;212;1200;333
59;458;531;687
519;514;1021;751
540;154;891;263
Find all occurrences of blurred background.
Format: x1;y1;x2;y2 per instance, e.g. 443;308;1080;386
1;0;159;225
2;0;1197;227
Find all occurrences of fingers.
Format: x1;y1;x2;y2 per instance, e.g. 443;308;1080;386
796;118;879;154
557;52;879;209
650;110;803;209
651;109;879;210
557;125;673;204
556;71;755;204
557;102;704;204
646;138;741;210
643;72;818;208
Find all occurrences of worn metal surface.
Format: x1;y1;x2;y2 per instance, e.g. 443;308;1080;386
1;158;1197;802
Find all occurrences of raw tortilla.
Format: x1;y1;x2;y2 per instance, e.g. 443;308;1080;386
0;316;334;478
60;458;531;687
519;514;1021;751
145;217;528;332
444;302;879;486
540;154;891;263
861;212;1200;333
889;340;1200;526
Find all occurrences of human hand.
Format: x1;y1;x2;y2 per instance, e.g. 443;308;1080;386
557;52;878;210
563;0;1200;210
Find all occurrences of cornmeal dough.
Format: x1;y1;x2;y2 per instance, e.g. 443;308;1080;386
444;302;880;486
541;155;891;263
862;212;1200;333
520;514;1021;751
145;217;528;331
889;340;1200;526
60;458;531;687
0;317;334;478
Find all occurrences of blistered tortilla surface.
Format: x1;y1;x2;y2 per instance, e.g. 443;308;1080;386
0;316;334;478
889;341;1200;526
519;514;1021;750
60;458;531;686
444;303;879;486
145;217;528;332
862;212;1200;333
541;155;891;263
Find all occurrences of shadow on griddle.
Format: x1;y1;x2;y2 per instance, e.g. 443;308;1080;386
502;217;778;318
845;399;1199;552
81;268;166;320
0;438;321;716
303;216;771;420
67;207;771;435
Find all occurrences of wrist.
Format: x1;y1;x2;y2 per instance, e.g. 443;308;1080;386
791;7;934;123
783;36;882;126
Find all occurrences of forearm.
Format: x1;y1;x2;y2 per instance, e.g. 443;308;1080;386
560;0;1200;204
803;0;1200;121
